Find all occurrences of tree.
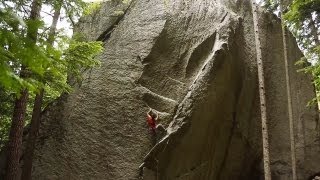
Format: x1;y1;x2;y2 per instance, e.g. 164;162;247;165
279;0;298;179
5;0;42;179
21;3;103;178
21;1;62;179
0;0;103;179
250;1;272;179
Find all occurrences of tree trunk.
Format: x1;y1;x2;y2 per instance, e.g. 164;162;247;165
5;0;42;179
279;1;297;179
20;89;43;180
21;4;61;180
250;1;272;180
5;89;29;180
47;4;61;45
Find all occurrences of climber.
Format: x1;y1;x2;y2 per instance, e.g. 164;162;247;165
147;108;158;134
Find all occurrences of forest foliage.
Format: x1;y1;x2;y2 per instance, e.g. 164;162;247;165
0;0;103;149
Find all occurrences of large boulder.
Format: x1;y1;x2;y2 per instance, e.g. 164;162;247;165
32;0;320;179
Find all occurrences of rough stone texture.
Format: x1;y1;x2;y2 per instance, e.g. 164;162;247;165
32;0;320;179
75;0;131;41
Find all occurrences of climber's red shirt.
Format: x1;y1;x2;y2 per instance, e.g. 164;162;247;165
147;114;156;131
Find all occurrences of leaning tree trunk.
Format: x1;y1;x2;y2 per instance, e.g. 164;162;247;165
5;0;42;179
5;89;29;180
20;90;43;180
21;3;61;180
279;1;297;180
250;1;272;180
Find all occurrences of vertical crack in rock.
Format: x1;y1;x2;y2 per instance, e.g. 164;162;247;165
96;0;134;42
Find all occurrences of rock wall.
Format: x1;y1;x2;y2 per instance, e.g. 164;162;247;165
32;0;320;179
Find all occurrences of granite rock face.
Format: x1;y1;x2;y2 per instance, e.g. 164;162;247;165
32;0;320;179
